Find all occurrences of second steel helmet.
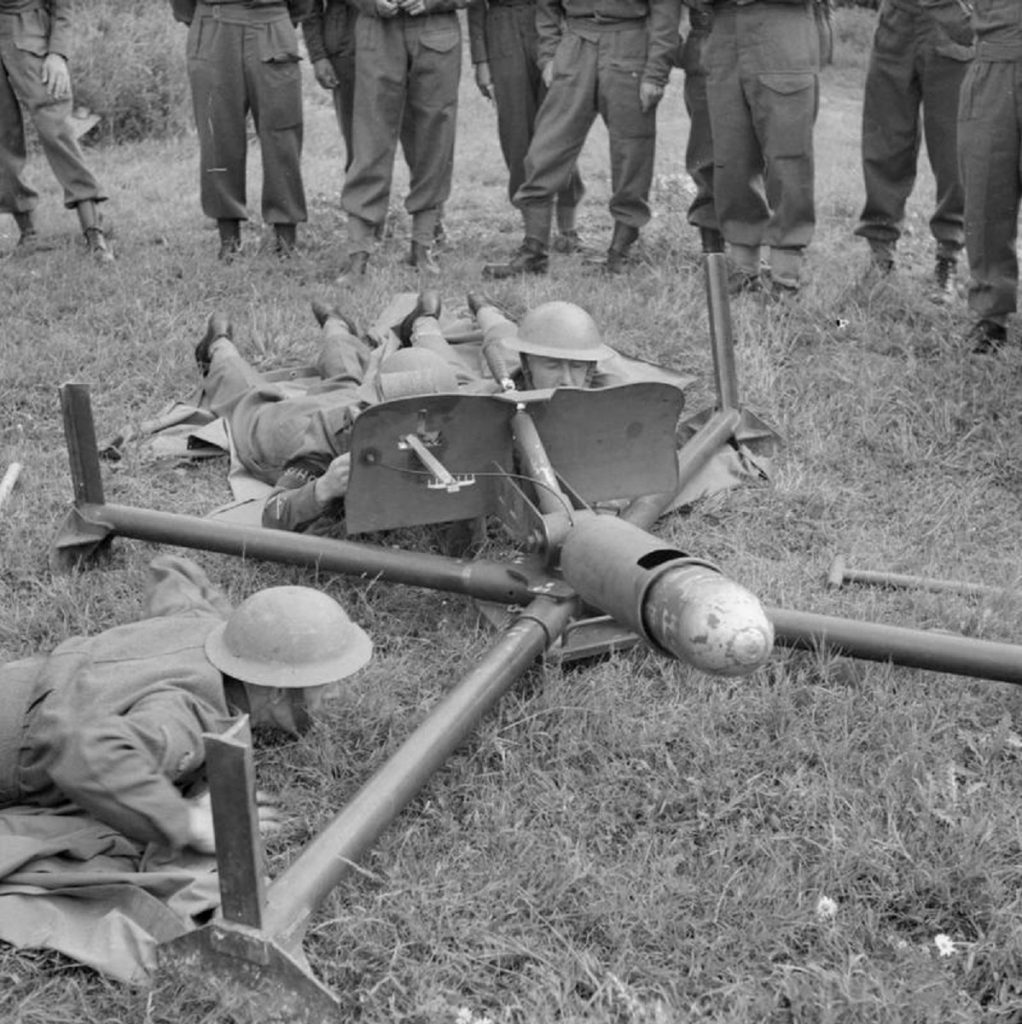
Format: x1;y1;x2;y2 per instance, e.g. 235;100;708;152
205;586;373;688
501;301;616;362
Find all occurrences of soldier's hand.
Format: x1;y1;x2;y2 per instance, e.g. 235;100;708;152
314;453;351;505
182;790;284;854
42;54;71;100
374;0;400;17
475;61;494;101
639;80;664;113
312;57;338;91
183;791;216;853
541;60;554;88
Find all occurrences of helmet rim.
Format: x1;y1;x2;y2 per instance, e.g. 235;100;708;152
204;587;373;688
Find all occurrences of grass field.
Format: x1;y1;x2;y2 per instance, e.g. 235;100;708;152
3;7;1022;1023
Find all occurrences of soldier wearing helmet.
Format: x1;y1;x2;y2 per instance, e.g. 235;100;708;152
0;555;372;854
467;293;618;391
196;299;459;534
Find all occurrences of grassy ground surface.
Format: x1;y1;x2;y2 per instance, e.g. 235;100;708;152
3;8;1022;1023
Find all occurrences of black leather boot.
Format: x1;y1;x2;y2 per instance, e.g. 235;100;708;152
397;290;442;345
77;200;114;263
408;240;440;274
217;219;241;262
586;222;638;274
483;238;549;279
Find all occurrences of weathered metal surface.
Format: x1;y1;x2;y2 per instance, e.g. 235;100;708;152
523;383;683;502
159;923;341;1024
346;393;515;534
559;514;773;676
768;607;1022;685
60;383;105;505
204;717;265;930
704;252;740;412
827;554;1014;600
260;595;578;947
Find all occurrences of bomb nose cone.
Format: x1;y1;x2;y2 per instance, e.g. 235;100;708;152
646;569;774;676
731;624;774;667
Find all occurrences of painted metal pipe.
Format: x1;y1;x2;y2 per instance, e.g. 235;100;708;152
621;408;743;533
704;253;740;411
827;554;1012;600
71;502;543;606
768;606;1022;685
510;408;571;518
261;595;578;948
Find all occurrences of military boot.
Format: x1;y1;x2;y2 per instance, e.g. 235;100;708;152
934;250;958;302
483;238;549;279
77;199;114;263
408;240;440;274
274;223;297;258
397;290;442;346
14;210;37;248
585;222;638;274
552;204;582;253
217;219;242;262
484;204;552;278
335;250;369;285
699;227;725;254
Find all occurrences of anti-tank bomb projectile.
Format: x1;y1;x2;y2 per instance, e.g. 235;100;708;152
558;515;773;675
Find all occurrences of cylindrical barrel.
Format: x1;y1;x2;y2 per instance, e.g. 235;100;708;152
705;253;740;411
262;595;577;947
86;503;539;605
768;606;1022;685
559;515;773;675
511;409;568;518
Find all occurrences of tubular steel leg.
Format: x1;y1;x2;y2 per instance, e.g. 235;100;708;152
160;596;577;1023
827;554;1012;600
704;253;740;412
262;594;578;949
51;501;571;605
768;606;1022;686
511;408;572;517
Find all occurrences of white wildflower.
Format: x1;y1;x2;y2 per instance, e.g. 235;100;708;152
815;895;838;922
934;934;956;957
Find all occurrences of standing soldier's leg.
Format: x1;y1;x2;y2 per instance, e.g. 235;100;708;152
340;16;408;281
593;23;657;273
854;3;920;273
705;4;770;291
0;12;110;258
488;5;541;204
921;47;970;292
746;3;818;292
0;21;40;246
958;59;1021;353
403;12;462;273
485;31;598;278
681;9;720;253
328;3;358;171
187;9;249;259
247;11;306;256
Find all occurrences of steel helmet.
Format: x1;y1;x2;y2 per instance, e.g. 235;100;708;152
205;586;373;688
377;348;458;400
501;301;616;362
